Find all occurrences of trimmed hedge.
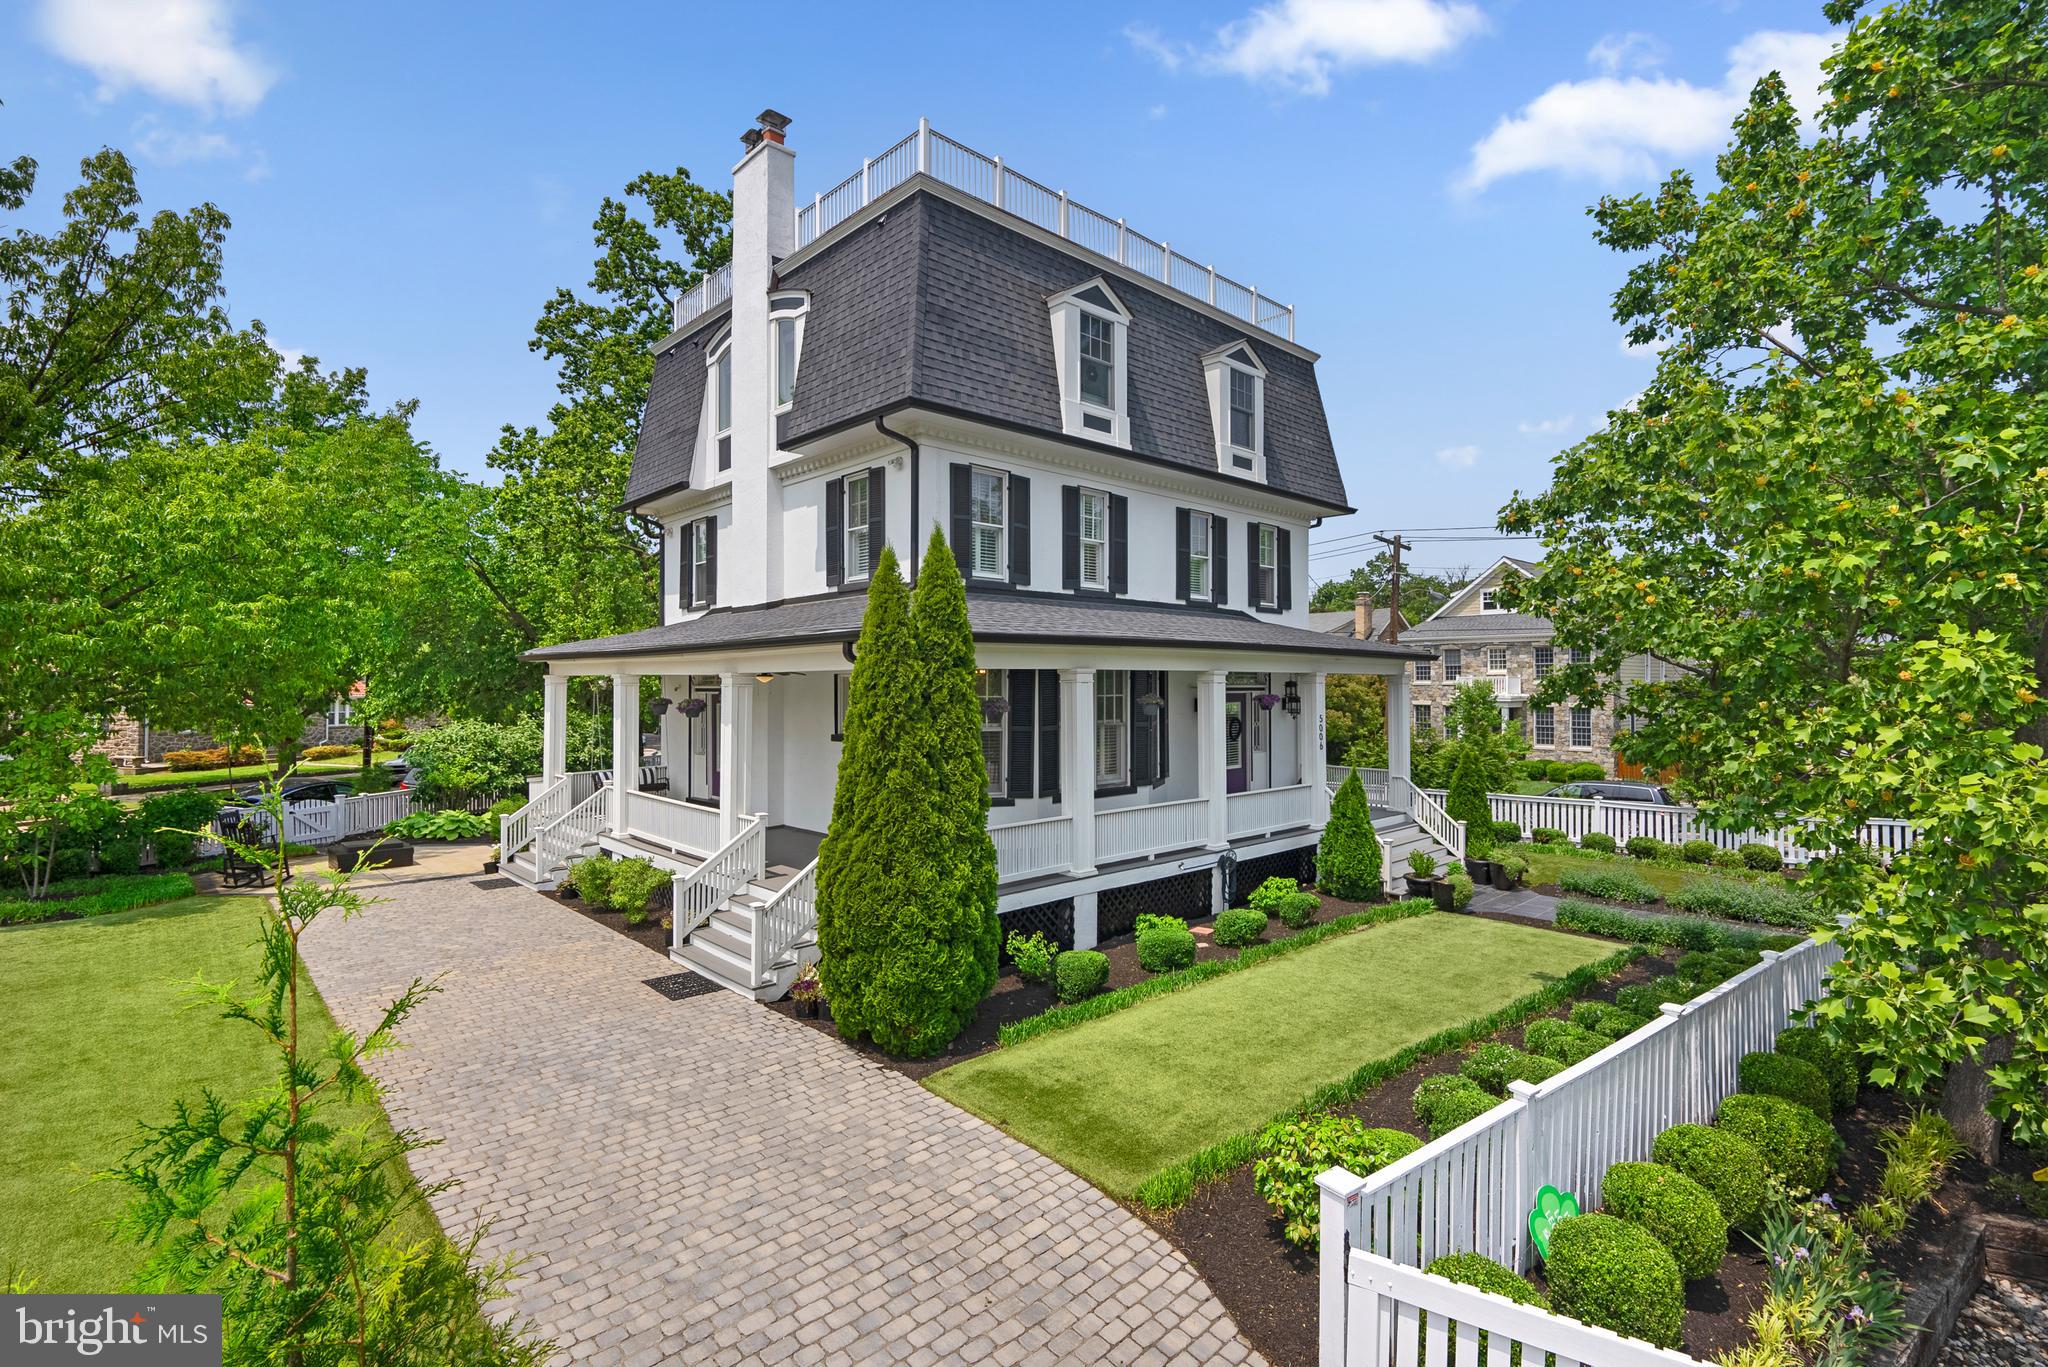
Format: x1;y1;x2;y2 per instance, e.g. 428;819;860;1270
1680;839;1717;864
1738;1050;1834;1118
1571;1000;1649;1040
1136;922;1198;973
1738;842;1784;871
1716;1093;1836;1192
1413;1075;1502;1138
1775;1025;1860;1110
1524;1018;1606;1066
1531;826;1567;844
1580;832;1618;854
1248;876;1320;929
1254;1117;1420;1249
1557;865;1661;904
1492;820;1524;845
1546;1213;1684;1349
1461;1043;1564;1095
1652;1123;1768;1229
1625;837;1669;861
164;745;264;771
1601;1161;1729;1280
1424;1252;1547;1308
1054;950;1110;1002
1553;900;1777;952
1212;908;1269;947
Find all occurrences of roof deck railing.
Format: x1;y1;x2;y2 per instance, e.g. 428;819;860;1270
793;119;1295;341
672;261;734;332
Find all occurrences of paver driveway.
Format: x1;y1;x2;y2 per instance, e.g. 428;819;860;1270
301;869;1265;1366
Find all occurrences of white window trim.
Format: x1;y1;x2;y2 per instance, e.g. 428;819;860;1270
1047;279;1131;448
1095;669;1129;788
1256;523;1278;609
1569;706;1594;749
845;470;873;582
969;466;1007;582
1480;587;1505;613
1201;341;1268;482
705;328;734;478
1078;487;1109;592
1414;660;1434;682
1187;511;1212;602
1414;703;1432;734
688;520;711;609
1443;647;1463;682
1533;707;1556;747
327;697;353;727
769;293;808;414
977;671;1008;798
1486;646;1509;673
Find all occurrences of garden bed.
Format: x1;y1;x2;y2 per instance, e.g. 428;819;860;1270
541;885;671;957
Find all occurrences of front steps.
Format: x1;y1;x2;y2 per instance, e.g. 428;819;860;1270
669;862;817;1001
1373;814;1456;894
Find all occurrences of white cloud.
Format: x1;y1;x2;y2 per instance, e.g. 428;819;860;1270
1146;102;1170;121
1129;0;1487;96
1586;32;1666;75
1621;334;1673;358
38;0;274;114
1460;29;1832;193
1517;415;1574;434
1434;444;1480;468
271;343;308;370
131;117;238;165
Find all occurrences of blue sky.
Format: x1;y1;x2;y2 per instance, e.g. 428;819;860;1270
4;0;1836;592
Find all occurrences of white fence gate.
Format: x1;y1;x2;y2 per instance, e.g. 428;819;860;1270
1317;935;1841;1366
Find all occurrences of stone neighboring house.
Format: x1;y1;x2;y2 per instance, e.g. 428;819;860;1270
94;686;374;769
1398;556;1685;776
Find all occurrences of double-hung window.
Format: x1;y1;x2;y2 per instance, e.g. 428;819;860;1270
976;671;1007;797
969;468;1006;580
1256;524;1278;608
1079;312;1115;418
1486;646;1509;673
1480;588;1501;612
1443;648;1463;682
1078;489;1109;591
1229;370;1257;452
1570;706;1594;748
712;344;733;471
1186;513;1212;601
1095;670;1128;788
1534;645;1554;679
327;697;352;727
1414;660;1434;682
1533;708;1556;746
845;471;873;581
688;521;711;608
1570;647;1591;666
1414;704;1432;734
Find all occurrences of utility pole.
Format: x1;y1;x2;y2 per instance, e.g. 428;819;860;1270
1372;532;1412;641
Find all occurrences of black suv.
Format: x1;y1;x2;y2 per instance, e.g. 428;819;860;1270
1543;780;1678;805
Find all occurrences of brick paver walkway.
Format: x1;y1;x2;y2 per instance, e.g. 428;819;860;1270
301;870;1264;1366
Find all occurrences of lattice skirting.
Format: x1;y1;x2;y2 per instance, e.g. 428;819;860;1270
1234;844;1317;900
1099;869;1213;941
999;898;1075;956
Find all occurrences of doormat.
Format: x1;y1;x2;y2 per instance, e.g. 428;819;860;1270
644;972;721;1001
472;877;518;890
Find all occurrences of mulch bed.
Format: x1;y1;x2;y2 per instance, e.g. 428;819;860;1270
764;890;1392;1082
544;886;671;956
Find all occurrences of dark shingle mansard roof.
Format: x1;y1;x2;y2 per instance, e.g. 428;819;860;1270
1398;612;1555;645
526;591;1430;663
623;188;1349;512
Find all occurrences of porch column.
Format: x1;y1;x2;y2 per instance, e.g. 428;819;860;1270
1387;668;1413;782
1301;672;1329;825
1199;669;1229;850
542;673;569;785
1059;668;1096;875
656;676;688;784
718;673;754;841
610;673;640;821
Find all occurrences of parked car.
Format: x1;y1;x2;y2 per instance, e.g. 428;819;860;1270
218;777;355;822
382;756;424;791
1543;780;1679;805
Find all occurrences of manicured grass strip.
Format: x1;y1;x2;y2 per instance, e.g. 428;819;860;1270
1132;944;1643;1210
0;872;197;925
998;899;1435;1047
0;895;443;1292
113;757;365;793
1553;900;1803;953
928;916;1614;1201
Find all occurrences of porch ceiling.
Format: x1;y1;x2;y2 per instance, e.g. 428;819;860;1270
526;589;1432;671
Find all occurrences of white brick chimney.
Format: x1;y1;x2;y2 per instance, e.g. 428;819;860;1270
724;109;795;604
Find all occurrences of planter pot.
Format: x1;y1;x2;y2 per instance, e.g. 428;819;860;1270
330;838;413;870
1489;863;1516;891
1432;881;1458;912
1404;875;1439;899
1464;856;1494;881
798;998;822;1019
482;859;500;875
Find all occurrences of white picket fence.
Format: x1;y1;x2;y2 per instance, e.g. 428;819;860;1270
1316;934;1842;1367
212;790;421;849
1441;788;1916;866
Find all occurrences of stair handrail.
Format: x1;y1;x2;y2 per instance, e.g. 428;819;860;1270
1404;779;1467;861
500;775;571;864
670;814;766;949
533;783;614;881
750;856;820;989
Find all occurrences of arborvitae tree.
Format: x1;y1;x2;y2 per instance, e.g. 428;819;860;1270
1317;769;1383;900
815;546;918;1041
1446;740;1493;859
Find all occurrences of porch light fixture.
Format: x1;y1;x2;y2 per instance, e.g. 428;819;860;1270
1281;680;1302;717
755;673;776;684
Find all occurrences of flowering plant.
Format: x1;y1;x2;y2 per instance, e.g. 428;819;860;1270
980;696;1010;721
1134;693;1166;711
678;698;707;718
1254;692;1281;711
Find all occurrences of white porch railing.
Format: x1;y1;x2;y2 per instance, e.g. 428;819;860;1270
751;856;819;987
1226;783;1314;838
671;815;766;944
1437;789;1918;866
618;788;721;859
501;775;571;863
991;815;1074;882
1397;776;1466;862
792;120;1296;339
534;785;612;880
1099;797;1211;862
671;262;733;330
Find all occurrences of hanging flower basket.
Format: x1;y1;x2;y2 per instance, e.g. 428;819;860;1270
1254;692;1282;711
981;697;1011;721
1135;693;1167;712
678;698;707;718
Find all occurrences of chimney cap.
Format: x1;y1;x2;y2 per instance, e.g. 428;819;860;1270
739;128;763;151
757;109;792;133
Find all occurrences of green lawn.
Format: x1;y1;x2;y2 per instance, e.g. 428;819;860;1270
925;914;1613;1197
0;896;440;1291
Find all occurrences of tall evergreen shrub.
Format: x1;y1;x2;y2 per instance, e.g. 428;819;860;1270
1447;740;1493;858
1318;769;1383;899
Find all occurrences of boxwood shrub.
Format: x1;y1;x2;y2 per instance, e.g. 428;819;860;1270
1651;1123;1768;1229
1738;1050;1833;1117
1136;921;1198;973
1570;1000;1649;1040
1774;1025;1860;1110
566;855;614;903
1413;1074;1501;1136
1524;1019;1606;1066
1625;836;1669;861
1680;839;1717;865
1557;865;1660;904
1545;1213;1684;1349
1601;1161;1729;1280
1710;847;1744;868
1212;907;1269;948
1461;1043;1564;1095
1738;842;1785;871
1054;949;1110;1002
1492;820;1524;845
1253;1116;1421;1249
1531;826;1567;845
1580;832;1618;854
1716;1093;1836;1192
1424;1252;1547;1308
1249;876;1321;928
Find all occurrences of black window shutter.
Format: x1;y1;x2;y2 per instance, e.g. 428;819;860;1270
867;466;886;572
825;477;845;587
1007;670;1035;800
1248;521;1263;610
949;463;972;576
1109;494;1129;595
1174;509;1190;602
658;522;670;621
678;525;694;607
1061;485;1080;591
1130;670;1157;786
701;517;718;605
1213;516;1228;606
1278;528;1293;611
1038;671;1060;800
1008;474;1031;587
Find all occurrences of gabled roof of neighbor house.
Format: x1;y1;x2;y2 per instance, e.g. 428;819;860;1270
1398;555;1552;647
625;189;1349;513
526;589;1431;663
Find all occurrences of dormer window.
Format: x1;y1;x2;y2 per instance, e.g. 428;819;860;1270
769;292;808;411
1203;341;1267;480
707;329;734;473
1047;279;1131;447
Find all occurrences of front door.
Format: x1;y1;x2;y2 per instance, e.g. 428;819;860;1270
1225;692;1252;794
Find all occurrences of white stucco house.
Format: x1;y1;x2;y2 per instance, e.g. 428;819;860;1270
497;112;1448;997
